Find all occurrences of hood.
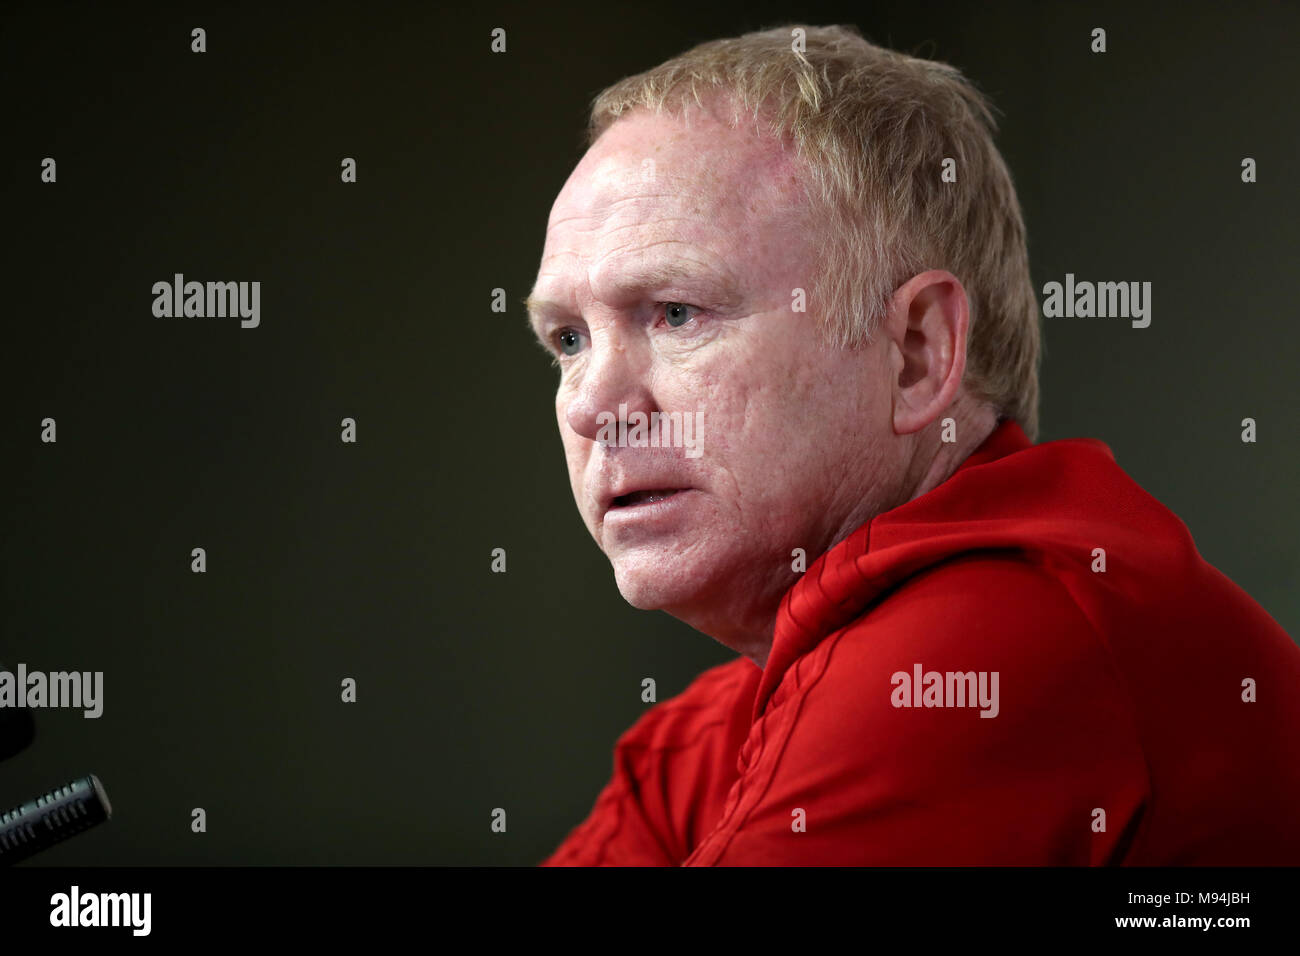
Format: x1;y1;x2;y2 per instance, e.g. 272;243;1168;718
753;418;1200;720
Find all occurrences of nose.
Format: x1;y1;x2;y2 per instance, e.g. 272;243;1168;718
563;325;658;445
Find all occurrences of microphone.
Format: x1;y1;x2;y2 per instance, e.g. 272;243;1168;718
0;662;36;763
1;662;113;864
0;774;113;865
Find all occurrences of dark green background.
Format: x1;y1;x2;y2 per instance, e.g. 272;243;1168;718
2;0;1296;865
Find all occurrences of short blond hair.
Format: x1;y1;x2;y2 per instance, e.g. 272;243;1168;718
587;24;1042;440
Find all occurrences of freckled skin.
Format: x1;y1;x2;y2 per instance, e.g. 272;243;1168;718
530;104;991;667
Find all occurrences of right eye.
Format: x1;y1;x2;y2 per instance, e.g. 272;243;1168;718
555;327;586;356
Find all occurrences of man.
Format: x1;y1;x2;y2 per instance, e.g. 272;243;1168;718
524;24;1300;865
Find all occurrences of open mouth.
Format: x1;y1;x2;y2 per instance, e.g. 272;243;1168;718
611;489;686;508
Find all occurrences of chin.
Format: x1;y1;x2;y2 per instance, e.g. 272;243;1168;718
610;552;717;612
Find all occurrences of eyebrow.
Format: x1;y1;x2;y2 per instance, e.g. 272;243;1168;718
524;259;745;337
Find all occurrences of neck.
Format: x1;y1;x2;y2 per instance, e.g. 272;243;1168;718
728;399;1000;670
903;400;1000;504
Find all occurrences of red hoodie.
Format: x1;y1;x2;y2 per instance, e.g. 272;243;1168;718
540;420;1300;865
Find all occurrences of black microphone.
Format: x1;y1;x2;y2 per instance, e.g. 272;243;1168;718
0;662;36;763
0;774;113;865
1;661;113;864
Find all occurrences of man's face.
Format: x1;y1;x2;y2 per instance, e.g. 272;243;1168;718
528;106;899;647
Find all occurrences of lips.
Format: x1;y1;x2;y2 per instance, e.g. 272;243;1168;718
611;489;685;508
599;480;696;517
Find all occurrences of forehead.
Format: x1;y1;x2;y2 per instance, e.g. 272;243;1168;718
533;108;811;312
551;107;804;230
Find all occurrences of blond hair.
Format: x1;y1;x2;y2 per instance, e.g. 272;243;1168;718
586;24;1041;440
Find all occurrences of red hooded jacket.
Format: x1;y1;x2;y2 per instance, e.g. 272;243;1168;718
541;420;1300;865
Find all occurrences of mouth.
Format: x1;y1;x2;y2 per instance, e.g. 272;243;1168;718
610;488;688;508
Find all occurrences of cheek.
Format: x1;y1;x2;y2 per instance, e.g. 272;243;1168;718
558;427;584;473
554;397;584;479
687;365;799;489
703;351;858;489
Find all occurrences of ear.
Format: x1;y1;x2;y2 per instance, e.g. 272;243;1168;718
884;269;970;436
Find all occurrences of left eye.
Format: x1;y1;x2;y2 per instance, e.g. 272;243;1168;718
663;302;700;327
